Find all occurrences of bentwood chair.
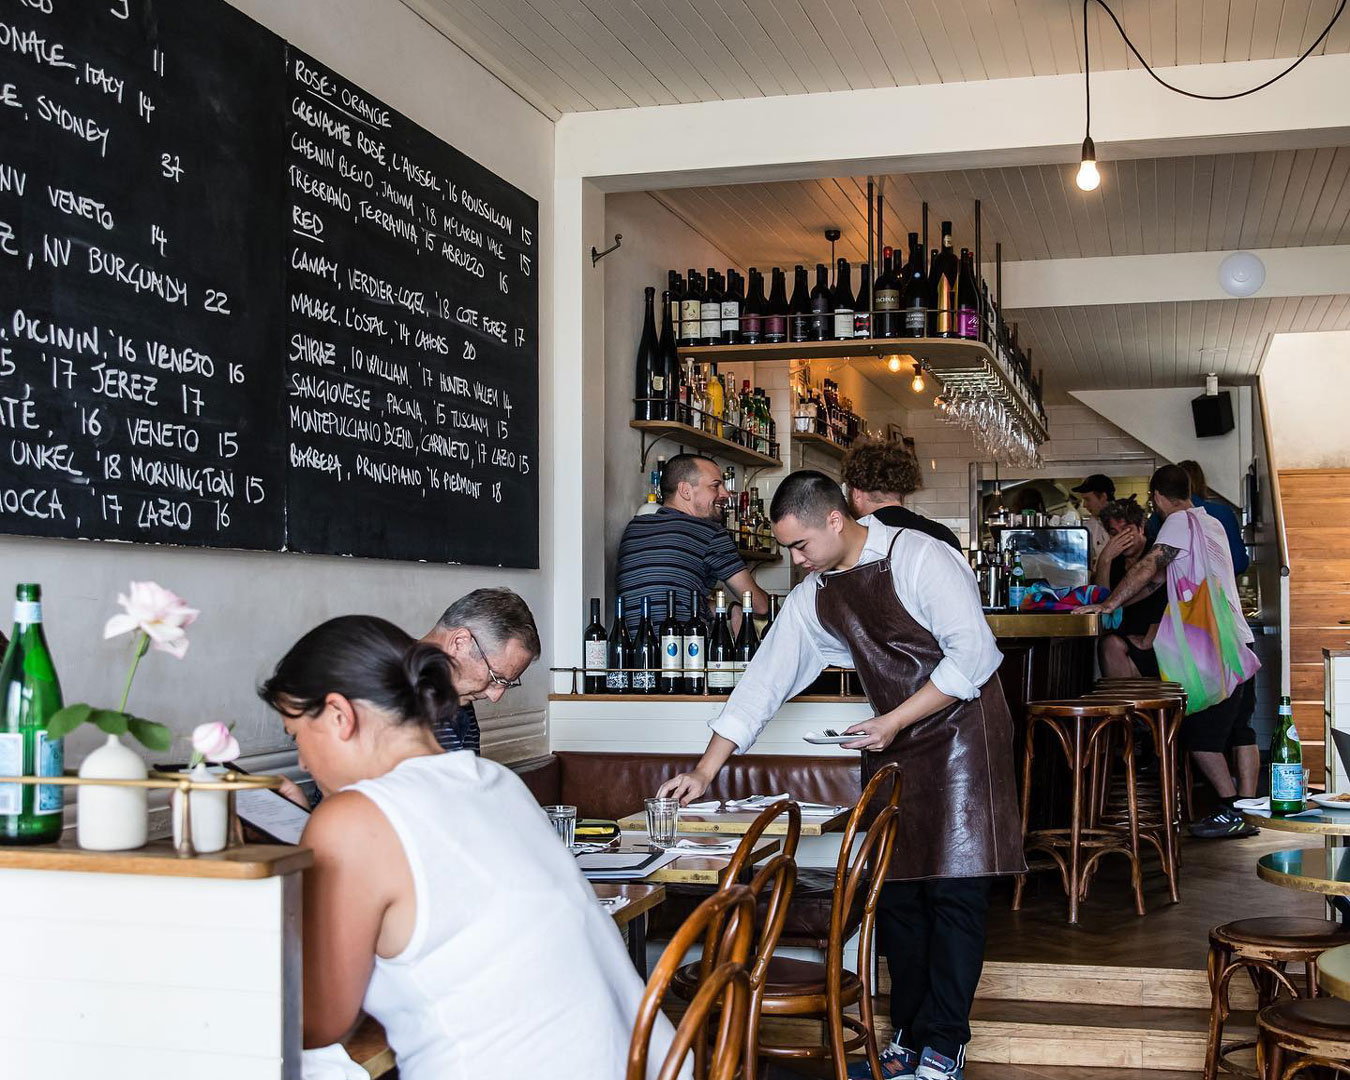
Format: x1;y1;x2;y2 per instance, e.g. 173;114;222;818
628;886;756;1080
672;799;801;1080
1257;996;1350;1079
754;762;902;1080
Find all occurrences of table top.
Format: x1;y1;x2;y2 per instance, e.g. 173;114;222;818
1257;847;1350;897
590;881;667;928
596;837;779;884
1243;805;1350;837
0;837;312;879
617;805;851;837
1319;943;1350;1001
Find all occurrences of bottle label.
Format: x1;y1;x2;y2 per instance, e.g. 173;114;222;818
708;660;736;689
1287;725;1301;743
683;637;705;677
680;300;701;334
739;314;762;343
957;307;980;339
1008;585;1026;609
720;301;738;333
763;315;786;342
854;312;871;338
1271;763;1305;803
833;311;853;339
651;374;665;392
873;288;899;312
631;668;656;691
36;731;62;815
13;601;40;623
660;635;683;673
605;668;629;692
700;302;720;339
583;641;607;671
0;733;21;815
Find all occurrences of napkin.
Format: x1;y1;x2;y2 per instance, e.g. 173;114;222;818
303;1045;368;1080
673;838;738;852
684;793;790;812
1234;796;1323;819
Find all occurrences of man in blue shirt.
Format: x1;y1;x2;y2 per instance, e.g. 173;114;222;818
1144;460;1248;575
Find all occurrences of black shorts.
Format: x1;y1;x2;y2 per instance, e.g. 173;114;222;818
1125;640;1160;679
1182;677;1257;753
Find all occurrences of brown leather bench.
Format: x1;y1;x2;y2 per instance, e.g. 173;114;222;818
511;750;863;948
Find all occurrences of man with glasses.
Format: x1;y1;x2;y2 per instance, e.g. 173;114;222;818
422;588;541;753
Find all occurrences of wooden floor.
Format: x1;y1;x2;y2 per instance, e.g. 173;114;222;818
767;1064;1202;1079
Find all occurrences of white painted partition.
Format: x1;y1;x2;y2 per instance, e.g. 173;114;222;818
0;845;307;1079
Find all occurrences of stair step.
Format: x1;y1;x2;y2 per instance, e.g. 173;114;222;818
975;960;1256;1011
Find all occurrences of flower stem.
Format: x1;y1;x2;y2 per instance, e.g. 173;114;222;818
118;632;150;714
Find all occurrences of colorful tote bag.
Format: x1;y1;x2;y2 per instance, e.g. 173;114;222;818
1153;510;1260;715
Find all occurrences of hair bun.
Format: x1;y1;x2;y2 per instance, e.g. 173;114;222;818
400;642;456;727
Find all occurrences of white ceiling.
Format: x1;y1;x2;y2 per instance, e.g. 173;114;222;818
406;0;1350;117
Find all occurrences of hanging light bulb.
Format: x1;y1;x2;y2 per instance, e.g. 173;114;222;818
886;354;903;373
911;363;925;394
1076;136;1100;191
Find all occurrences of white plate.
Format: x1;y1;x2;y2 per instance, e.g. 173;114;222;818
1310;792;1350;809
803;731;863;746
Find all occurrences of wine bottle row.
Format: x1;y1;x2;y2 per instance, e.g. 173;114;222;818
580;590;768;696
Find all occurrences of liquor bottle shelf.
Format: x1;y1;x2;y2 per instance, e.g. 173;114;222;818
629;417;782;468
736;546;780;563
791;430;849;460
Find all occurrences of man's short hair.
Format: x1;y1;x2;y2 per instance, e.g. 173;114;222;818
840;440;922;498
660;454;713;500
436;588;541;658
769;470;849;526
1150;464;1192;503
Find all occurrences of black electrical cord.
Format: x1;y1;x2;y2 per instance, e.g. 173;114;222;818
1083;0;1347;137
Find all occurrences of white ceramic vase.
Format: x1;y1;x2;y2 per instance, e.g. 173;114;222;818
77;733;149;851
172;763;229;854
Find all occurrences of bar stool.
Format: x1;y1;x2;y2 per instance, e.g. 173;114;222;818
1204;916;1350;1080
1012;699;1145;924
1256;997;1350;1079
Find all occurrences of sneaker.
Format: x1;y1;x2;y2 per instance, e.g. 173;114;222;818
847;1042;919;1079
1189;807;1259;839
915;1046;964;1080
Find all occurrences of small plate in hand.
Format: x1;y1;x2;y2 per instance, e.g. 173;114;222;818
803;730;863;746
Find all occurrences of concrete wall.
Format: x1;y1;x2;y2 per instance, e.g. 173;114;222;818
0;0;555;768
1262;331;1350;469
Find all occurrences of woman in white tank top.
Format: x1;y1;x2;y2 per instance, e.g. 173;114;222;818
260;615;682;1079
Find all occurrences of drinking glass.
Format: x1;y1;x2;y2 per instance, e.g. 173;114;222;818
544;804;577;848
645;796;681;848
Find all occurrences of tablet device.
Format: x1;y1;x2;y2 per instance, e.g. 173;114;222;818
223;763;312;845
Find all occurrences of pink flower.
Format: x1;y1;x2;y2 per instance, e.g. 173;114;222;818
191;721;240;764
103;581;199;659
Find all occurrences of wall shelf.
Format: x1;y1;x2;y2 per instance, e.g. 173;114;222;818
629;418;782;468
737;546;780;563
792;431;849;460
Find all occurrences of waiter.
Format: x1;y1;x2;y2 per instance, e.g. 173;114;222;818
660;470;1023;1080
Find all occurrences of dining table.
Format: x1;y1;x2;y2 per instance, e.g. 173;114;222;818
1319;942;1350;1000
1245;803;1350;920
616;802;853;838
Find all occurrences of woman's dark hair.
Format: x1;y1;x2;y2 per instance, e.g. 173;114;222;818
259;615;456;730
1099;495;1145;530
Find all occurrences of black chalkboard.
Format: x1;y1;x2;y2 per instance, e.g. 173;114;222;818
0;0;541;568
282;50;539;567
0;0;288;549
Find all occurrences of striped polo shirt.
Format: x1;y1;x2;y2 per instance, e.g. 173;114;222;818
615;506;746;630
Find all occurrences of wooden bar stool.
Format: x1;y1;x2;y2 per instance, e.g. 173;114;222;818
1257;997;1350;1079
1012;700;1145;924
1204;916;1350;1080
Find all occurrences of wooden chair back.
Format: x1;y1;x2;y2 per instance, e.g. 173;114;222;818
828;762;903;985
628;886;755;1080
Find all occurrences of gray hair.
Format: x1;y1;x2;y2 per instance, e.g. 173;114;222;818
436;588;541;658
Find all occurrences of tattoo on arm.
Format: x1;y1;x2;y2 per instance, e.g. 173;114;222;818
1153;545;1180;575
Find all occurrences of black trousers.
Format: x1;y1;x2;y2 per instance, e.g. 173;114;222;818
877;876;992;1062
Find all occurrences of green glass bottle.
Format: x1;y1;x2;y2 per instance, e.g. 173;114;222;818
0;583;65;844
1269;695;1304;817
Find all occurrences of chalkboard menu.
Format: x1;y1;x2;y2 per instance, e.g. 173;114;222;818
0;0;540;568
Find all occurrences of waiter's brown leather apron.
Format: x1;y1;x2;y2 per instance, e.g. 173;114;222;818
815;532;1026;881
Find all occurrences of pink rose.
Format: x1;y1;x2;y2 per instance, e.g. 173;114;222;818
103;581;200;659
191;721;240;764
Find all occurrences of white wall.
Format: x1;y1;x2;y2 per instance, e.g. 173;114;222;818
1262;331;1350;469
0;0;555;767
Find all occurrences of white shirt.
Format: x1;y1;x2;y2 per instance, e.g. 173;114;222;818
712;521;1004;753
1086;517;1109;573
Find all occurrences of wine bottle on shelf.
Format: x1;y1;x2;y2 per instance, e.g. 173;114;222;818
633;286;662;421
658;289;681;422
667;270;683;345
874;246;900;338
853;261;872;339
582;598;607;694
680;270;702;347
931;221;959;337
0;583;64;846
831;258;854;341
740;268;765;345
900;232;928;338
724;369;742;443
809;263;832;341
981;281;995;348
721;270;742;346
764;267;788;344
762;594;778;637
605;597;631;693
701;268;721;347
632;597;659;695
956;248;980;340
657;590;683;695
732;589;759;686
707;590;736;695
705;361;726;437
788;265;811;343
683;588;708;695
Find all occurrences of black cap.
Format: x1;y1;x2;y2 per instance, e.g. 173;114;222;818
1071;474;1115;497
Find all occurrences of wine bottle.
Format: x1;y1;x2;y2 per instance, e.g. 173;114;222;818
721;270;741;345
762;267;788;344
931;221;959;337
701;267;721;347
762;594;778;637
732;589;759;686
788;265;811;343
809;263;832;341
632;597;659;695
1270;696;1305;816
582;597;606;694
874;246;900;338
853;262;872;339
680;270;702;347
831;258;854;341
740;268;765;345
667;270;683;345
658;288;681;423
723;369;742;444
633;286;661;421
956;248;980;340
705;360;726;437
683;588;708;695
659;589;683;695
0;583;64;845
605;597;631;693
707;590;736;695
900;232;928;339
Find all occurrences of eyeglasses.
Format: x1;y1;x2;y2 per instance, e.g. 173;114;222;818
468;630;522;689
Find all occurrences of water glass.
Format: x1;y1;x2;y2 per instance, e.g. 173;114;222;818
544;804;577;848
645;796;680;848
